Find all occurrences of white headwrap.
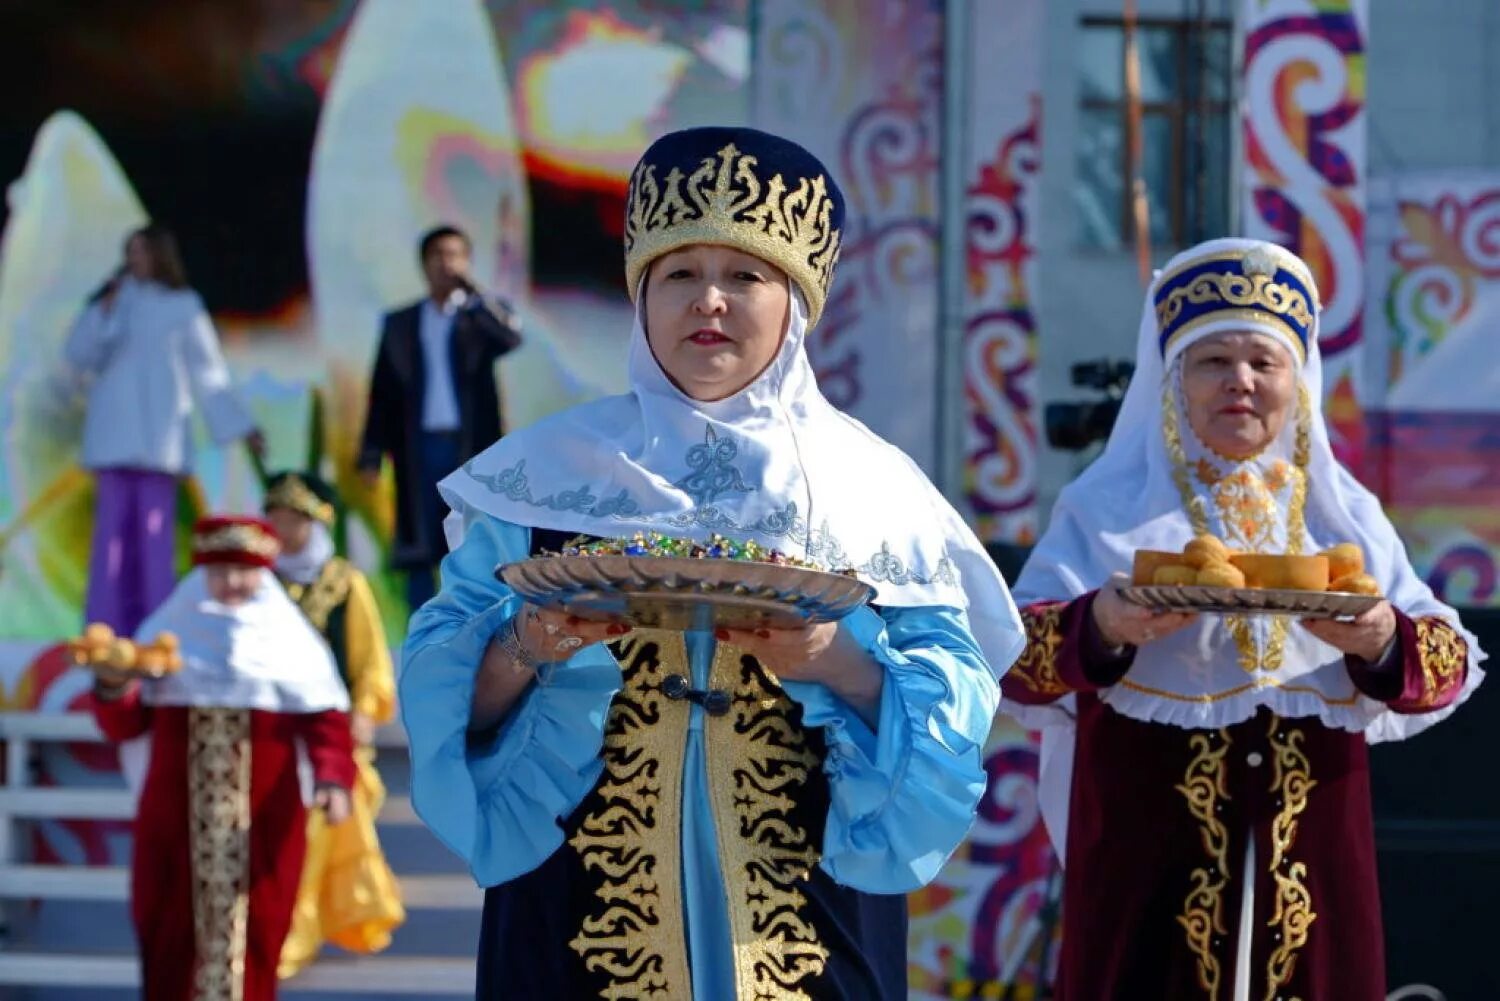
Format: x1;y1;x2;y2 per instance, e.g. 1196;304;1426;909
135;567;350;713
440;284;1025;677
1009;238;1485;857
274;521;336;586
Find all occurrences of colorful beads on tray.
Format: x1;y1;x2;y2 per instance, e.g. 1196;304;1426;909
556;531;829;571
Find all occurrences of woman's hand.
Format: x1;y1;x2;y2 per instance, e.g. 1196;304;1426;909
1299;600;1397;663
350;712;376;746
718;622;883;727
515;605;630;664
314;783;352;826
1092;573;1199;649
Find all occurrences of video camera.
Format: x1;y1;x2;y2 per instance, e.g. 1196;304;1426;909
1043;359;1134;452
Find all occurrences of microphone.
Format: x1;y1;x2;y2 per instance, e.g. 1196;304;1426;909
89;265;128;303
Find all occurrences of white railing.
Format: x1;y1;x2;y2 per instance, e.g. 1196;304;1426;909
0;711;478;994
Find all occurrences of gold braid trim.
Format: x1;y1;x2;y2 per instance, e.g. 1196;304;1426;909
568;631;692;1000
188;708;252;1001
1409;617;1468;709
1175;729;1232;1000
706;643;828;1000
1010;604;1070;698
1163;383;1311;675
1264;718;1317;999
284;557;354;634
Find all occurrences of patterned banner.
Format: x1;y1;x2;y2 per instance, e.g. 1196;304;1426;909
1240;0;1369;475
1366;172;1500;607
753;0;943;471
910;3;1056;997
958;0;1043;545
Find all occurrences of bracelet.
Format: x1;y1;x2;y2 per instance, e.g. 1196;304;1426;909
495;608;540;675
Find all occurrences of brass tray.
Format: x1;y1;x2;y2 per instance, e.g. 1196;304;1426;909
1118;584;1381;621
498;555;875;631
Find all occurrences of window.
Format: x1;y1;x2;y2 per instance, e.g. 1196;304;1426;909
1074;16;1233;251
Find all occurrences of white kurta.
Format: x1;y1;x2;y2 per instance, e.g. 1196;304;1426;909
64;277;256;474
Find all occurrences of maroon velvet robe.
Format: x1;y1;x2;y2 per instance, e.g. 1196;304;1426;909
92;685;355;1001
1002;594;1470;1000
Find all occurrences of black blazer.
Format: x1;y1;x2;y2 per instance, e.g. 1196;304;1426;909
357;294;522;567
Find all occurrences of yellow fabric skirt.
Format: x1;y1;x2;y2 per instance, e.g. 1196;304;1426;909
278;748;406;978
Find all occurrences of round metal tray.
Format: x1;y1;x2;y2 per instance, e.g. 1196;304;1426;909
1118;584;1381;620
498;554;875;631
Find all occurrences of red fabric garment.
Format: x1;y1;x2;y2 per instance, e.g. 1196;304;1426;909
1003;597;1469;1000
91;685;353;1001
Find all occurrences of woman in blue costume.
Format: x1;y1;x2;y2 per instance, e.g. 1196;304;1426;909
401;126;1025;1000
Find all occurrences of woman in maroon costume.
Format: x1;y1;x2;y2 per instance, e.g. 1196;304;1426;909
1001;239;1484;1000
91;515;355;1001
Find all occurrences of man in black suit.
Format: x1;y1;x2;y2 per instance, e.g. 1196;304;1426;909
357;224;523;610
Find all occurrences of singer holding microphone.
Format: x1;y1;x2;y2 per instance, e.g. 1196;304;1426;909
356;224;524;611
64;223;265;636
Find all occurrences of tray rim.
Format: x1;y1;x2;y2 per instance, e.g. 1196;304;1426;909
1117;583;1382;618
496;553;876;625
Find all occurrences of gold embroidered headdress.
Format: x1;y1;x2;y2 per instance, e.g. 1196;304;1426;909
263;471;336;526
623;126;845;328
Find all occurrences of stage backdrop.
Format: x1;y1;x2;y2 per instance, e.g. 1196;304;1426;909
1366;171;1500;609
1240;0;1370;475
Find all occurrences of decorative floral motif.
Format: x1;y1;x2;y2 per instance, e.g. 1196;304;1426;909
674;426;753;505
1176;729;1232;1001
1010;603;1068;698
706;642;828;997
1411;616;1469;708
188;707;252;1001
567;633;693;998
625;141;842;324
1265;719;1317;999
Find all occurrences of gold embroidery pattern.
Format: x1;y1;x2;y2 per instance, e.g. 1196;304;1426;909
192;524;279;561
624;141;842;325
1011;604;1069;697
1157;272;1314;360
285;557;353;633
706;643;828;999
1175;729;1232;1000
264;473;335;524
1119;676;1359;707
1411;617;1468;709
1265;718;1317;999
1163;384;1312;675
188;707;252;1001
568;632;692;999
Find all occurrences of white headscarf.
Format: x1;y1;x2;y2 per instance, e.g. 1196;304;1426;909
135;567;350;713
440;282;1025;677
1009;238;1485;856
274;521;336;586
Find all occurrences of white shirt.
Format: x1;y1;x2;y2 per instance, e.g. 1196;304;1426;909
419;292;465;431
64;278;256;474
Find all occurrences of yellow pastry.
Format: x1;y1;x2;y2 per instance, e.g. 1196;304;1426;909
1330;572;1380;596
1320;543;1365;581
1229;553;1330;591
1195;562;1246;588
1183;534;1231;569
104;639;137;670
1133;550;1188;586
1153;565;1199;586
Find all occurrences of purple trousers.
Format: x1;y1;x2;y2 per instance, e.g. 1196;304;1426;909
85;468;179;635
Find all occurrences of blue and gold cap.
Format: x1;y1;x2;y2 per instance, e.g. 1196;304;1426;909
1153;241;1319;362
624;127;844;328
